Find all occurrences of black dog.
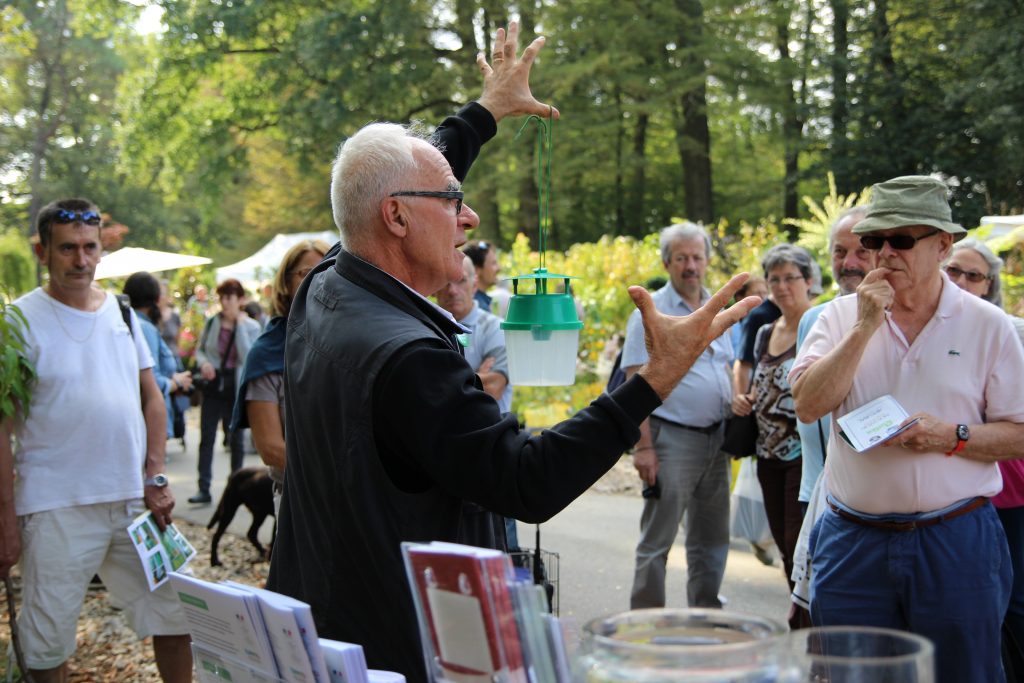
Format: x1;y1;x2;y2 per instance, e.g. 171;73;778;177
207;466;276;566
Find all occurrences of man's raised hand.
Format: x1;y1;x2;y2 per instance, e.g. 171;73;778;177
855;267;894;333
631;273;761;400
476;21;559;122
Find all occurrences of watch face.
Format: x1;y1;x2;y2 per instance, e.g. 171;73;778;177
148;474;169;487
957;424;970;441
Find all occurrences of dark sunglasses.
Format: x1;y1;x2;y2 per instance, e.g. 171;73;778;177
945;265;991;284
860;229;940;251
53;209;101;225
389;190;464;215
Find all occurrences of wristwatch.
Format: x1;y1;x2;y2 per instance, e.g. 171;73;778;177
144;473;169;487
946;424;969;457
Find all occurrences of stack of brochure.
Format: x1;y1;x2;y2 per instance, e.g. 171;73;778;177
402;542;572;683
170;573;395;683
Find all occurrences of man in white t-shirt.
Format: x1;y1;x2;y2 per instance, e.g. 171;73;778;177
0;199;191;682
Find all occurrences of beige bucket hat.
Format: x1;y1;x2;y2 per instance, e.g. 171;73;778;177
853;175;967;241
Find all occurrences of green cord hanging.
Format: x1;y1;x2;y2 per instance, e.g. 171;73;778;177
514;111;554;272
502;111;581;387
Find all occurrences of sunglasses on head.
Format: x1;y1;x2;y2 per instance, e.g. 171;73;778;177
53;209;101;226
945;265;991;284
859;229;940;251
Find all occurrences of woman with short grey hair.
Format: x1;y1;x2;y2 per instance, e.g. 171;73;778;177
732;243;815;630
947;237;1004;308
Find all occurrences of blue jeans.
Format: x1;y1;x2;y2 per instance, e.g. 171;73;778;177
197;390;245;494
809;500;1011;683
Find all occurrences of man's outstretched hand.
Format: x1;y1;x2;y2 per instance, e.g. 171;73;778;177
632;274;761;400
476;21;559;122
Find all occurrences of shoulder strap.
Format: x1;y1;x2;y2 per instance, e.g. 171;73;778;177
115;294;134;339
220;323;238;372
817;417;828;463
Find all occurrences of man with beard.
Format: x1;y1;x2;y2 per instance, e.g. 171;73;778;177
624;222;736;609
795;206;874;510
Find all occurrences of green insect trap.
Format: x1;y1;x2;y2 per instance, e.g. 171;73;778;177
501;116;582;386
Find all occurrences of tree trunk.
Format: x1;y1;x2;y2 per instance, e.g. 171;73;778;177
614;89;625;234
672;0;714;225
775;1;801;235
831;0;850;190
26;0;72;284
630;111;649;235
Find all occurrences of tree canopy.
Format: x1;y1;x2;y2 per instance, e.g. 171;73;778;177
1;0;1020;269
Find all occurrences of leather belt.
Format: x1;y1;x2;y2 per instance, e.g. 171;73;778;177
827;496;988;532
651;415;723;435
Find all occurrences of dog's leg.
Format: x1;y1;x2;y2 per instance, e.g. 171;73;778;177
247;513;267;559
210;498;242;567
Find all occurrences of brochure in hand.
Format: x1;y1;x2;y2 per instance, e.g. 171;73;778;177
126;510;197;590
835;394;920;452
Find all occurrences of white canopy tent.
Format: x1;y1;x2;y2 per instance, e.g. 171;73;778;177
980;214;1024;237
979;215;1024;250
215;231;337;286
94;247;212;280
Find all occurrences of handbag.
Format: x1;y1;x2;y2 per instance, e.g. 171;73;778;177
722;413;759;459
191;318;237;401
722;322;770;459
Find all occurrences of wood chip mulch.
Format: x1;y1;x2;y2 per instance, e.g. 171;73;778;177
0;461;638;680
1;518;270;681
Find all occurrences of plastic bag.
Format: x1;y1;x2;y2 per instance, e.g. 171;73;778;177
729;457;773;544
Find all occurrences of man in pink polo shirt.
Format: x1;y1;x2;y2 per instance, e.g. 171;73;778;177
791;175;1024;683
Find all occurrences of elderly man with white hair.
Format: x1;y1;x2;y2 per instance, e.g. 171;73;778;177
792;176;1024;683
265;26;760;683
624;222;737;611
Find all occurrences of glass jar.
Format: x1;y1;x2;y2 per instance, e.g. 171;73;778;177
575;608;789;683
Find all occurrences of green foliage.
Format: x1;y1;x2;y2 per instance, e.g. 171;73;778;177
505;220;783;424
3;0;1022;279
0;294;36;422
784;172;871;288
0;229;36;296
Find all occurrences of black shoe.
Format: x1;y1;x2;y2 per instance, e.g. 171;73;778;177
188;492;212;504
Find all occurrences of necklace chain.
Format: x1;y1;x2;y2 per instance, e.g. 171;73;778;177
45;290;99;344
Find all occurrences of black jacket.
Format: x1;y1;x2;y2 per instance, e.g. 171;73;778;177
268;104;662;683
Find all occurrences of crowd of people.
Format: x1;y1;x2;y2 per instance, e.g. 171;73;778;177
1;18;1023;683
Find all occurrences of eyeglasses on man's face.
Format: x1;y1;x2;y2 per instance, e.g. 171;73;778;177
389;190;464;216
52;210;101;226
860;229;940;251
945;265;991;283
